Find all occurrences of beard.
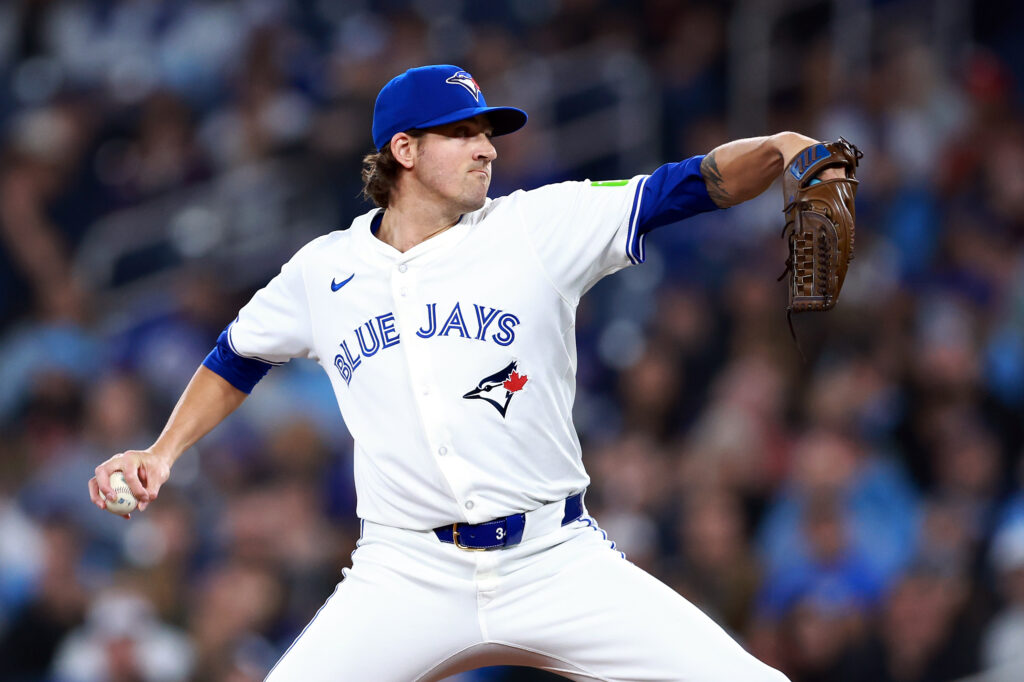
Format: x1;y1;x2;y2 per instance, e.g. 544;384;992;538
453;173;490;212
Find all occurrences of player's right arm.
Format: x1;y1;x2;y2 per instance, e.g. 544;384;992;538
89;366;247;513
89;237;322;515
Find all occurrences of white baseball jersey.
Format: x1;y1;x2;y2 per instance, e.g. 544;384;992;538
220;176;658;529
208;160;794;682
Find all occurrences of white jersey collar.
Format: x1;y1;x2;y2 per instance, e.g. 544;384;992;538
356;204;485;263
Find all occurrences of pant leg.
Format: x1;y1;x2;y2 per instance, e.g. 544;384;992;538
266;522;484;682
483;517;789;682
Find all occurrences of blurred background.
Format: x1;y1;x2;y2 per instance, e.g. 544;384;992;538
1;0;1023;680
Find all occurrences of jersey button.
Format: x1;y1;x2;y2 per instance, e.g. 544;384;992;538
398;264;408;273
465;501;474;510
400;287;408;297
438;446;447;456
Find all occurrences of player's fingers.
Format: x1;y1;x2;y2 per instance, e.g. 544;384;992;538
137;467;149;512
139;462;166;509
88;477;106;510
94;461;116;500
120;464;150;504
137;467;151;512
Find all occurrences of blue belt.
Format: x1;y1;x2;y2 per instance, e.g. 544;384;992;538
434;492;585;551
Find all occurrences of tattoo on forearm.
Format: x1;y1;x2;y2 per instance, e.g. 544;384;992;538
700;151;732;208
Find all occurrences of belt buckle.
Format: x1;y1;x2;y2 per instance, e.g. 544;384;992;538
451;523;489;552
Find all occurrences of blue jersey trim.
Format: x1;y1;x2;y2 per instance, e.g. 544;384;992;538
625;176;650;264
371;209;461;235
202;327;274;394
635;155;720;236
581;516;626;560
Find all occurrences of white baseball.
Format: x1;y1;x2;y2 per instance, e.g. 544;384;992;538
104;471;138;515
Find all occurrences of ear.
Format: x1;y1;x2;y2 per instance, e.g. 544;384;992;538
391;133;418;170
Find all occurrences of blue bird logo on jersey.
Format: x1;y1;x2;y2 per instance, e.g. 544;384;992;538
463;360;528;418
445;71;481;102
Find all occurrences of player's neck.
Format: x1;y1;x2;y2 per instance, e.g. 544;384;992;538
377;199;461;253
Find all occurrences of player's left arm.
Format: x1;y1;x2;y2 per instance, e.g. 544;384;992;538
631;132;846;237
699;132;846;208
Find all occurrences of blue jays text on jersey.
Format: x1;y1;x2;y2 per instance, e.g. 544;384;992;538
333;301;521;385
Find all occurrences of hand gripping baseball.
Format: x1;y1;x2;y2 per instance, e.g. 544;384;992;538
89;449;172;518
87;366;249;518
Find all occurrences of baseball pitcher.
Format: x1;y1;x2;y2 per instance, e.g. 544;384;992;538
89;64;857;681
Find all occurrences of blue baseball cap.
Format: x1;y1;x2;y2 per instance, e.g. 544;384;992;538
372;65;528;151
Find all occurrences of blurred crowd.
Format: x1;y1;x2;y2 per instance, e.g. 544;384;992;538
2;1;1024;681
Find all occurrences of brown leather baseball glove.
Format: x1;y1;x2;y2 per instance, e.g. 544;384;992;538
779;138;862;339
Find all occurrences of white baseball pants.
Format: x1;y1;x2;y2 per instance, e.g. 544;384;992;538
265;500;789;681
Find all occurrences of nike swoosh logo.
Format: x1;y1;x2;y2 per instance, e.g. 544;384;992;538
331;273;355;291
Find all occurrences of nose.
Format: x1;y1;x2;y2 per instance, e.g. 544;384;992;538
475;133;497;162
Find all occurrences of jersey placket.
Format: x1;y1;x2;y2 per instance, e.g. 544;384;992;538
390;258;482;522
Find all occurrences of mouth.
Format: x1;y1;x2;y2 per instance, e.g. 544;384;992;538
470;169;489;179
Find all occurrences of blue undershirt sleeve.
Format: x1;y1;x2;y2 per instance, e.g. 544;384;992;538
201;327;273;394
636;155;721;235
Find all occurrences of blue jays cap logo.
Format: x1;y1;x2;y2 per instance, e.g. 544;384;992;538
445;70;481;102
463;360;528;418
